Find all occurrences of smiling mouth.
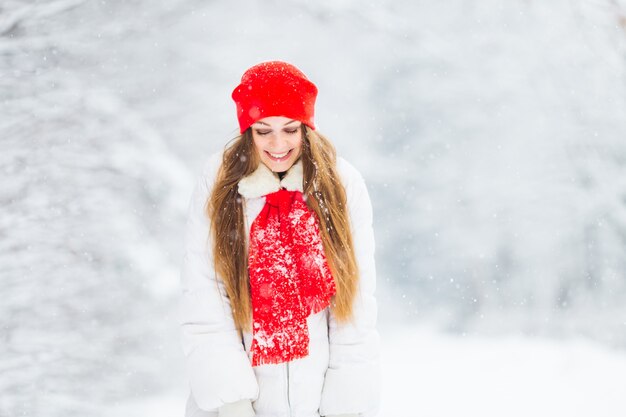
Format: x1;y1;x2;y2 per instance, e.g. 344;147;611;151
265;149;293;161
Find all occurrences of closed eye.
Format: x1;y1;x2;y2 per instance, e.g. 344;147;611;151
254;125;301;136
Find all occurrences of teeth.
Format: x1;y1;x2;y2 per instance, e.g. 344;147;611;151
269;150;289;158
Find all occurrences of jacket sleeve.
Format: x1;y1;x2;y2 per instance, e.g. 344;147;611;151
179;154;259;411
319;163;381;417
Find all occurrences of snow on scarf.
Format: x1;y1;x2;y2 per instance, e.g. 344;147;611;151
248;188;336;366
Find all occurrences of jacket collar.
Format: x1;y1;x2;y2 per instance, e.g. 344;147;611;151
238;159;304;199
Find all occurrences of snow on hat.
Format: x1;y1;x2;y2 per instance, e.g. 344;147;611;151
231;61;318;134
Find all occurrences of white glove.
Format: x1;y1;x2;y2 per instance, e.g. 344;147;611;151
325;414;359;417
218;399;255;417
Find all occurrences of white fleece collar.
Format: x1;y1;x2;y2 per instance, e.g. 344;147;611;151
238;159;304;199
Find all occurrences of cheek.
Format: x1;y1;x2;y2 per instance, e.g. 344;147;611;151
252;136;265;156
290;135;303;150
252;135;261;149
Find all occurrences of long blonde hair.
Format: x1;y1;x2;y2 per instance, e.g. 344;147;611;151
207;126;359;331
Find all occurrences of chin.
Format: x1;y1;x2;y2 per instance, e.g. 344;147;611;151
266;160;294;172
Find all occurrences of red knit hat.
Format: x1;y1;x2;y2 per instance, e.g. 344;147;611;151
231;61;318;134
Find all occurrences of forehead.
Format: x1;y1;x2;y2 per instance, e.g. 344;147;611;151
252;117;300;127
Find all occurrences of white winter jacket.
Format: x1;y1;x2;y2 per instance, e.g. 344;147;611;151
179;151;380;417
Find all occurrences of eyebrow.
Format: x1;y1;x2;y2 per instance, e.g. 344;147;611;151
253;119;300;127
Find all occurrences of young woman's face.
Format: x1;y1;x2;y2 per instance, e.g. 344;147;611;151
251;116;303;173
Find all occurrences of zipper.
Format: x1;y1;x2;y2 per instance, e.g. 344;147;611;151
286;361;292;416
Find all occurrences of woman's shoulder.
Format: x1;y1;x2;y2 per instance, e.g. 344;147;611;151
200;150;223;176
335;156;373;226
336;155;366;187
335;156;372;211
193;150;223;189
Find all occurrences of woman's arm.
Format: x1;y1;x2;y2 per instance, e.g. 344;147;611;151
179;153;258;414
319;160;381;417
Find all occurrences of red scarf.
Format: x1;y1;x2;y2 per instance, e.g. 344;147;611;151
248;188;336;366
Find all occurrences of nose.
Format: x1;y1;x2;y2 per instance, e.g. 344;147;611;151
267;132;290;150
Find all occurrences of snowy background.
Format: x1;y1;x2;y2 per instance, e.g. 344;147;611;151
2;0;626;416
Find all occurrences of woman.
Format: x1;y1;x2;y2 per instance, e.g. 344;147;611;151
179;61;380;417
